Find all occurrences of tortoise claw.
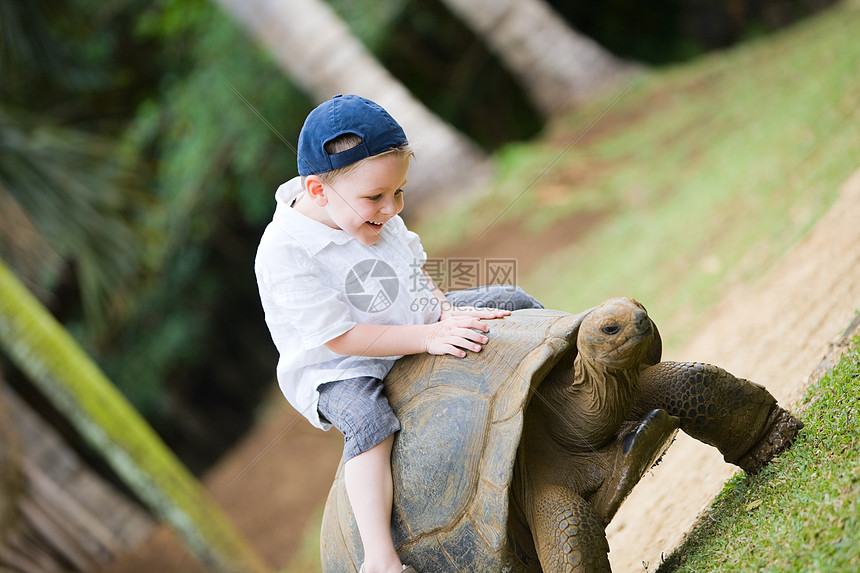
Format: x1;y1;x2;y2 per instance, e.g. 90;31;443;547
591;409;680;525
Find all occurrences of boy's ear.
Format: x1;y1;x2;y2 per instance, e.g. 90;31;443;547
304;175;328;207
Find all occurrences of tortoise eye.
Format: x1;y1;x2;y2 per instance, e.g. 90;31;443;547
601;324;621;335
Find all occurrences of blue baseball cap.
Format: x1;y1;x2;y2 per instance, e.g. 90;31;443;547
297;94;408;176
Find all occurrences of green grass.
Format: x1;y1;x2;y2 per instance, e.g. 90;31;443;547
414;0;860;350
655;335;860;573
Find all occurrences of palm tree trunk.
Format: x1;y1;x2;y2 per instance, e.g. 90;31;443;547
212;0;491;210
0;379;23;547
0;260;270;573
440;0;640;116
0;380;157;572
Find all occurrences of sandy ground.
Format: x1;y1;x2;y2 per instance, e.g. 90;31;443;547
101;166;860;572
606;166;860;572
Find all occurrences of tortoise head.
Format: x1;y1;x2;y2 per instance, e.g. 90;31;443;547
577;297;655;370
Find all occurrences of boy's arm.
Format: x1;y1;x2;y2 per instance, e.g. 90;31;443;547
326;268;513;359
325;320;489;359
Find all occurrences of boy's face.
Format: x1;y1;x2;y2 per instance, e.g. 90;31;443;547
314;154;409;245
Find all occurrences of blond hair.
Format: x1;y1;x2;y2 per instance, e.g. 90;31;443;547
317;134;413;184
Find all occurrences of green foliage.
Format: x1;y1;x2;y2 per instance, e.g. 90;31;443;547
1;0;162;132
131;0;310;231
547;0;840;64
94;0;308;468
656;335;860;572
328;0;409;51
0;0;64;92
0;0;154;332
0;107;148;329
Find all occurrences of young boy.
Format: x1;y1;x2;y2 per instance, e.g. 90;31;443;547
255;95;542;573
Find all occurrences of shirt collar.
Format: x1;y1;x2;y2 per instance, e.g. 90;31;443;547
272;177;354;255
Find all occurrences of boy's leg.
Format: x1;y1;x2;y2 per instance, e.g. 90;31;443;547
446;285;543;311
344;435;402;573
318;377;405;573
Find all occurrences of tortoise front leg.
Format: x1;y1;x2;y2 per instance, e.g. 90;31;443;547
633;361;803;474
528;484;610;573
590;408;680;525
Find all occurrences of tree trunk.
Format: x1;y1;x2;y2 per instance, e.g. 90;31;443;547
0;260;270;573
440;0;641;116
211;0;491;211
0;379;156;572
0;378;24;551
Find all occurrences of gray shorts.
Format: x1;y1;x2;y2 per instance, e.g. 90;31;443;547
317;376;399;461
317;285;543;461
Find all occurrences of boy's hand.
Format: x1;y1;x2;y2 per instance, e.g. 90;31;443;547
440;304;511;322
424;316;493;358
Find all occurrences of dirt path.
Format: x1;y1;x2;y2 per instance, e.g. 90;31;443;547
606;166;860;572
102;167;860;573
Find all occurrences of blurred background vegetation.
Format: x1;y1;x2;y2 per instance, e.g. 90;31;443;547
0;0;838;475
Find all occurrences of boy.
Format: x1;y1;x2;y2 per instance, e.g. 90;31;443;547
255;95;542;573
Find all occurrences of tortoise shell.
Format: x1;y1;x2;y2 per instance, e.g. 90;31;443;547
321;308;589;572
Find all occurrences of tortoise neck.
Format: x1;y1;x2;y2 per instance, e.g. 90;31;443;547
536;354;639;451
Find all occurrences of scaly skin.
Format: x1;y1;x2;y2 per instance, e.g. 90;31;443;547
511;303;803;572
531;484;610;573
632;361;803;472
590;408;680;526
513;298;655;572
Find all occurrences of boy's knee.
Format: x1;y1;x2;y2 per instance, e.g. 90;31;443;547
343;419;400;462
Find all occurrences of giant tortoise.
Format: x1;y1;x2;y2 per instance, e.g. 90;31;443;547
321;298;802;572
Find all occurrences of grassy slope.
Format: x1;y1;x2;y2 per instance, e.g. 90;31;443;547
656;336;860;573
415;0;860;351
284;2;860;570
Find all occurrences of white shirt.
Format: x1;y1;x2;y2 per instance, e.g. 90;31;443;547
255;177;440;429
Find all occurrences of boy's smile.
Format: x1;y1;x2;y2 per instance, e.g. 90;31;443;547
300;153;410;245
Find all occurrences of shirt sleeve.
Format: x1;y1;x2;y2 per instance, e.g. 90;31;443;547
259;246;356;351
